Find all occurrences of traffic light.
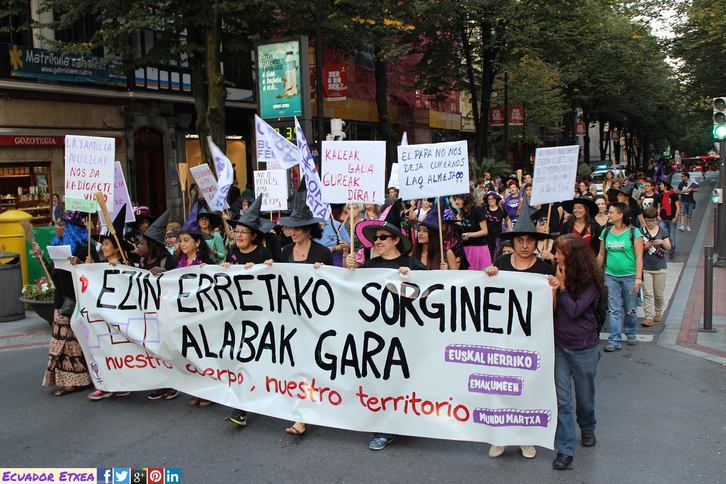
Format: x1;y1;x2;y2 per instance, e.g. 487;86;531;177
713;97;726;139
713;188;723;204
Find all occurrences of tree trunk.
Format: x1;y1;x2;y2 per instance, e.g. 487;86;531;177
598;118;608;161
583;112;591;165
476;20;496;163
460;22;480;161
374;52;396;179
205;3;227;167
187;26;211;166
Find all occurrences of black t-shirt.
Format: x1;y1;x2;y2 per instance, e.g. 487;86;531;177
139;254;178;271
363;254;428;270
281;241;333;265
225;245;272;265
494;254;554;276
484;206;507;236
639;191;658;210
461;206;487;246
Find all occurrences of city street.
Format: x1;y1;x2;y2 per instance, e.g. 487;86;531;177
1;181;724;484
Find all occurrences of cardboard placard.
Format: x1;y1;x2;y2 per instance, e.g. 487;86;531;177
64;135;115;212
321;140;386;204
254;170;289;211
397;140;469;199
529;146;580;206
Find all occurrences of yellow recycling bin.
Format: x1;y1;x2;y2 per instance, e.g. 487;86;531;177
0;210;32;286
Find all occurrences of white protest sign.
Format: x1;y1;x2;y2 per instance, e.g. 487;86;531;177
64;135;115;213
321;140;386;204
71;264;556;448
254;170;288;211
47;245;72;272
388;163;399;189
529;145;580;206
397;140;469;199
255;115;298;170
99;162;134;225
189;164;217;208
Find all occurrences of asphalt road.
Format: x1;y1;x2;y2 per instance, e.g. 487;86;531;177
1;342;724;484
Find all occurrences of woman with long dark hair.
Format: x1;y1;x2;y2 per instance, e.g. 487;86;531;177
483;191;510;256
412;207;466;270
593;195;609;228
453;193;491;270
560;198;602;254
551;234;606;470
35;211;94;397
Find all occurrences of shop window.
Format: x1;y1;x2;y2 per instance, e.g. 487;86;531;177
0;163;52;225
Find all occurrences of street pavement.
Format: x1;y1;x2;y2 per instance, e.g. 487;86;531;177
1;178;725;484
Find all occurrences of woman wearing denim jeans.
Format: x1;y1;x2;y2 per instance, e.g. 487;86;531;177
596;202;644;351
551;234;605;470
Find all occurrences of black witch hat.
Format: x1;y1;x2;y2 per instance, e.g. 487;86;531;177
278;179;326;227
142;209;171;247
561;197;598;218
227;195;265;234
196;206;223;230
499;192;551;241
93;205;136;252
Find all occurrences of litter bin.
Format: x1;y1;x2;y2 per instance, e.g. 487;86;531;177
0;210;32;286
0;252;24;321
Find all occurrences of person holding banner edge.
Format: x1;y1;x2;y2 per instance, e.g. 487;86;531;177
484;203;559;459
551;234;604;470
346;200;426;450
220;195;274;427
273;180;330;436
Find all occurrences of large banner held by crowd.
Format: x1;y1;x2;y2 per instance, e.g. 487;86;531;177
70;264;556;447
397;140;469;200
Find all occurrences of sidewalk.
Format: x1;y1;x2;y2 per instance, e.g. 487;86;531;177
0;311;50;351
659;200;726;365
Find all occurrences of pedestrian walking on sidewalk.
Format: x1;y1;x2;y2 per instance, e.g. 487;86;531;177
551;234;604;470
657;181;680;259
597;202;644;351
677;172;699;232
641;207;671;326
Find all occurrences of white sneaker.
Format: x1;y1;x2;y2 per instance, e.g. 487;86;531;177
686;226;692;232
520;445;537;458
489;445;506;458
677;225;685;232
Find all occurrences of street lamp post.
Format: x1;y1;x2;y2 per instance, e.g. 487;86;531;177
715;137;726;266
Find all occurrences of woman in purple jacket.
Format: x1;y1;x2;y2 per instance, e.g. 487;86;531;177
551;234;605;470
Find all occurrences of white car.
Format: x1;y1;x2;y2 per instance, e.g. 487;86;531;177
590;169;627;194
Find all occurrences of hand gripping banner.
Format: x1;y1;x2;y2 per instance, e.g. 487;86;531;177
71;264;556;447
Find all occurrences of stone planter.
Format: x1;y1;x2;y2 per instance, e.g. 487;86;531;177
19;297;54;325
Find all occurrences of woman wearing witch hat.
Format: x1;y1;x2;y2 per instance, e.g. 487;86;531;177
484;201;560;460
197;207;227;263
270;180;330;436
87;206;136;401
345;200;426;451
219;195;274;427
411;201;467;270
136;209;178;273
560;198;603;254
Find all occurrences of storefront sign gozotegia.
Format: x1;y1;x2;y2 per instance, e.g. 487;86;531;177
71;263;556;447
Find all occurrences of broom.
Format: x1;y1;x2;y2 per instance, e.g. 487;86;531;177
95;192;129;265
20;219;54;287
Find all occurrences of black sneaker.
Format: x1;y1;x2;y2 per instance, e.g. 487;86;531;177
163;389;180;400
226;411;248;427
147;390;167;400
552;453;573;470
582;432;597;447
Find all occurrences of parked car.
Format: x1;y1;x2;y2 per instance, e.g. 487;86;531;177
590;168;627;194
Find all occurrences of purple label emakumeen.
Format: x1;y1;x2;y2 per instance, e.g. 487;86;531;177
444;344;540;371
473;408;550;427
468;373;524;396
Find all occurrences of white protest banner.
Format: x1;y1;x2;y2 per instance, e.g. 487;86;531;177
254;170;288;211
64;135;115;213
294;117;331;220
397;140;469;199
99;162;134;225
189;164;217;208
321;140;386;204
71;264;556;447
529;145;580;206
255;115;299;170
208;137;234;211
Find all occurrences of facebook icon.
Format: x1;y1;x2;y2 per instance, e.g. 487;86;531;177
97;468;113;484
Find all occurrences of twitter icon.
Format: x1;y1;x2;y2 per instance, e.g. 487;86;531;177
113;468;130;484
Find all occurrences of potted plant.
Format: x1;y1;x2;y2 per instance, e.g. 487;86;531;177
20;277;55;325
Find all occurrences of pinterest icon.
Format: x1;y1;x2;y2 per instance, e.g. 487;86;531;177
147;468;164;484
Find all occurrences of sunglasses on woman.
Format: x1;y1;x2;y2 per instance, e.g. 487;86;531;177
373;234;392;241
